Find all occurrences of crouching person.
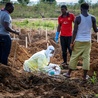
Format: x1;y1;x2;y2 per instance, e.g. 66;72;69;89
23;45;55;74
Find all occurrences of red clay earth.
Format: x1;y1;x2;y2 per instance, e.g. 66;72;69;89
0;28;98;98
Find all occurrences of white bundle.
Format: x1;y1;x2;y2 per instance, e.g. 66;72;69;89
45;63;61;76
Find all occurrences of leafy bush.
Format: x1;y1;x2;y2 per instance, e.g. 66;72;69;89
89;71;97;84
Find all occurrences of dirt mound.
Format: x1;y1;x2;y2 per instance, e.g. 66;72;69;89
0;64;96;98
0;64;23;93
88;42;98;76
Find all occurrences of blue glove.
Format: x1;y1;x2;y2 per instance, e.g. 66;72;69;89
54;32;60;43
48;70;55;76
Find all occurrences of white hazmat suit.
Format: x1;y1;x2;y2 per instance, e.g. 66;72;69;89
23;45;55;72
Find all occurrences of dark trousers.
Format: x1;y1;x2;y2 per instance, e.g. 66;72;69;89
60;36;72;63
0;35;11;65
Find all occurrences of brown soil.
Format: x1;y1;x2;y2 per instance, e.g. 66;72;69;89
0;28;98;98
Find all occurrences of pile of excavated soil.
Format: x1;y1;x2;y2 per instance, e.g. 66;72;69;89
0;28;98;97
0;64;96;98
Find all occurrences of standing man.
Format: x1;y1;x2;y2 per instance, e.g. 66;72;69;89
55;5;75;68
64;3;98;81
0;2;19;66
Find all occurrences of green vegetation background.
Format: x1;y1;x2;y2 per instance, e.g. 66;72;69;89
0;2;98;29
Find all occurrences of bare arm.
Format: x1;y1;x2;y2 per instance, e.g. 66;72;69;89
92;16;98;33
57;24;61;32
3;22;19;35
71;16;80;44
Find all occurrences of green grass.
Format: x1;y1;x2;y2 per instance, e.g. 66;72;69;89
13;19;58;30
95;94;98;97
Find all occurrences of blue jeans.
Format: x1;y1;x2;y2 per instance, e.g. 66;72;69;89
60;36;72;63
0;35;11;65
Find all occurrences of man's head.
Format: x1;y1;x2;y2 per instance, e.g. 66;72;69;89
5;2;14;14
80;3;89;11
61;5;67;14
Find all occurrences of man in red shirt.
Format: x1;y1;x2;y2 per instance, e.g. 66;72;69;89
55;5;75;68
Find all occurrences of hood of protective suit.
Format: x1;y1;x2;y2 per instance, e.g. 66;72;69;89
45;45;55;58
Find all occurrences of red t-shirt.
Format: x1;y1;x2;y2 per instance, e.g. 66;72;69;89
58;13;75;36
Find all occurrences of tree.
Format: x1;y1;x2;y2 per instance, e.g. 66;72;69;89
1;0;10;3
40;0;56;3
86;0;92;5
78;0;85;4
17;0;30;5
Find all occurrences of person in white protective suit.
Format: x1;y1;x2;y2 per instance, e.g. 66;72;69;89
23;45;61;75
23;45;55;72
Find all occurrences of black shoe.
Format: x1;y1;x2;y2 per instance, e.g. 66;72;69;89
61;62;68;69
